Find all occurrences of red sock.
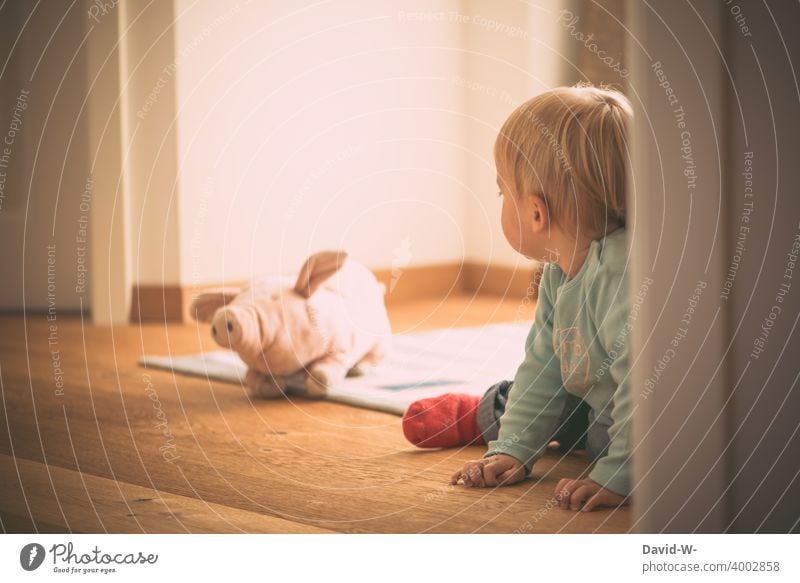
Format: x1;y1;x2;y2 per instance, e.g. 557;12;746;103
402;393;484;448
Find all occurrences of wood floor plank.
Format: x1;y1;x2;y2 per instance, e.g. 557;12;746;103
1;512;67;534
0;365;628;533
0;296;629;533
0;454;331;533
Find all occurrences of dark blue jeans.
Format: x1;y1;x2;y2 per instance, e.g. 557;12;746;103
476;380;610;461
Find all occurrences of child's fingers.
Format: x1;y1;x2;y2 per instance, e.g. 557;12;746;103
554;478;571;499
485;458;519;487
554;479;570;507
555;479;582;508
569;485;598;511
450;464;472;485
465;463;485;487
450;466;473;486
482;460;502;487
582;489;626;512
497;466;523;485
581;491;608;512
581;493;600;512
452;461;481;487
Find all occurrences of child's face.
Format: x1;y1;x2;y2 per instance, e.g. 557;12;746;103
497;172;548;261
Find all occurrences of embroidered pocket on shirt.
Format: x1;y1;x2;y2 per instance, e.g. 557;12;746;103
554;327;591;387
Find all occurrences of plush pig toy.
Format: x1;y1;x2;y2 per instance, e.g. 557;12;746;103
190;251;391;399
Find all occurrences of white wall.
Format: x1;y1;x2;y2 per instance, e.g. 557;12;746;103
173;0;466;286
461;0;568;268
85;0;185;322
121;1;183;288
84;0;573;321
171;0;573;287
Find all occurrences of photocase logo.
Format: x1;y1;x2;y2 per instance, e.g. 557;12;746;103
20;543;46;571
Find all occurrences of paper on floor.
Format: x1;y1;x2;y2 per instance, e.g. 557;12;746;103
140;323;530;415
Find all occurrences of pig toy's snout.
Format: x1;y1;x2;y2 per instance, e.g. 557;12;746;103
210;308;249;350
211;319;235;342
212;318;234;336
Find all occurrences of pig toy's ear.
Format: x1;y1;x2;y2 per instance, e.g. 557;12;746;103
190;288;242;323
294;250;348;299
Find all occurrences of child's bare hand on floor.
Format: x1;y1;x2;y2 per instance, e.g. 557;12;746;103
449;454;526;487
554;478;629;512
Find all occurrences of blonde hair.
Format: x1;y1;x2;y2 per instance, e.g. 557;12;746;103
494;84;632;237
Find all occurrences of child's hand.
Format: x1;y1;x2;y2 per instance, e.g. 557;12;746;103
449;454;526;487
554;478;629;511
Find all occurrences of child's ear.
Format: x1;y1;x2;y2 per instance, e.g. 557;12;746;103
530;194;549;233
190;288;241;323
294;250;348;298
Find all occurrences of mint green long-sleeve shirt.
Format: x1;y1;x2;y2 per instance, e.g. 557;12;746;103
485;228;634;496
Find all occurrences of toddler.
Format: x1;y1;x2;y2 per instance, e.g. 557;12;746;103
403;84;634;512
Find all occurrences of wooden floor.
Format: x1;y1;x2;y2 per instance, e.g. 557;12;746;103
0;295;630;533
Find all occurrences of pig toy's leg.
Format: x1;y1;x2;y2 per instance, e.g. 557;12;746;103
347;337;391;377
345;365;364;378
244;369;287;399
306;354;350;398
359;337;391;367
